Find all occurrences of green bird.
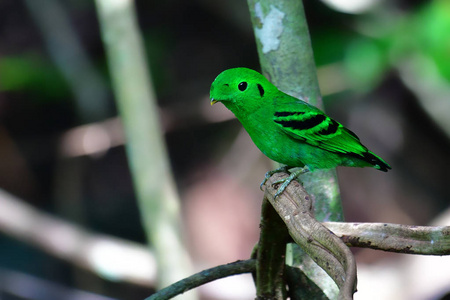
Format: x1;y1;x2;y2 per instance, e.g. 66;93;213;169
210;67;391;197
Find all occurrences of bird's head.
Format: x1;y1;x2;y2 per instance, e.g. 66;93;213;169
210;68;275;115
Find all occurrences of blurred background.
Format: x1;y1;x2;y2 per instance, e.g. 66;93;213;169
0;0;449;299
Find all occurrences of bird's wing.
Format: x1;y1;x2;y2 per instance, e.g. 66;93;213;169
273;109;368;156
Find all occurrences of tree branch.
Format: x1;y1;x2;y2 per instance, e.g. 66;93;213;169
324;222;450;255
245;0;343;296
94;0;194;292
0;188;156;286
142;177;449;299
263;173;356;300
255;199;290;299
246;0;342;221
24;0;110;122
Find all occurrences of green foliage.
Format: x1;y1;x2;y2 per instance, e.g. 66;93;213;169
311;0;450;96
402;0;450;81
0;54;69;101
344;38;387;92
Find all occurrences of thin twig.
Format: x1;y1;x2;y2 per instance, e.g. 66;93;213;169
145;260;256;300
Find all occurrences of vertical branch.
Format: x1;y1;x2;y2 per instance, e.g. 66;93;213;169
246;0;342;221
255;199;289;299
246;0;345;298
94;0;195;296
24;0;110;123
25;0;113;226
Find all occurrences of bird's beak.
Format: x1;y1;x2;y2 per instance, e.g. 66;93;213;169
210;98;218;106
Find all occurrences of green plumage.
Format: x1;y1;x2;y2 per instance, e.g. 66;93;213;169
210;68;390;194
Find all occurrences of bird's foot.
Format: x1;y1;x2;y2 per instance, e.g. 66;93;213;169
272;167;310;198
260;165;291;191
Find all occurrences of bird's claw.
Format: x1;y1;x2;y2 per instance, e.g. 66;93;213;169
270;167;310;198
260;165;290;191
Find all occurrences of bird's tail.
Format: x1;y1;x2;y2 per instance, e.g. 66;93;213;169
362;151;391;172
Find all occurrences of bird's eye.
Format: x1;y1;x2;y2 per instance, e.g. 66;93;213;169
238;82;248;91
